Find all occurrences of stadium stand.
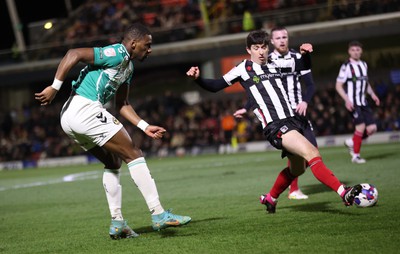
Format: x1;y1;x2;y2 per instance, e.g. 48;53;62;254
1;85;399;162
0;0;399;164
2;0;399;63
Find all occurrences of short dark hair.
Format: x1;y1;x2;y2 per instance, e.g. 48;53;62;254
246;30;269;48
123;23;151;41
348;40;363;48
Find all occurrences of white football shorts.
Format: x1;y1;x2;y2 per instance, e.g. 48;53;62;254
60;95;123;151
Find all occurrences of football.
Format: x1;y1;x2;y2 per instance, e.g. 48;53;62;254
354;183;378;208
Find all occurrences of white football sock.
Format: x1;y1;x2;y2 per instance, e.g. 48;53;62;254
103;168;123;220
128;157;164;215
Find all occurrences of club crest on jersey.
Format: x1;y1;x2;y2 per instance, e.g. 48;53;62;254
253;75;260;84
280;125;289;133
113;117;120;125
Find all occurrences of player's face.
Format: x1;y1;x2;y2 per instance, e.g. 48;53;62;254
247;44;268;65
132;34;152;62
348;46;362;61
270;30;289;54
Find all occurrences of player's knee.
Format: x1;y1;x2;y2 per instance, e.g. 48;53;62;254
124;146;142;158
119;147;143;163
290;167;305;177
105;168;120;174
104;156;122;169
307;147;321;160
367;125;377;135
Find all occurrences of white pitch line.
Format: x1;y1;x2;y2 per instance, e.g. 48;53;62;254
0;171;102;192
0;156;270;192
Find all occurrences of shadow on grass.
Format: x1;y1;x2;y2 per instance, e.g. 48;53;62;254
255;183;368;214
134;217;225;236
364;151;398;161
290;183;361;214
256;202;357;215
300;182;366;196
288;201;361;215
301;183;333;196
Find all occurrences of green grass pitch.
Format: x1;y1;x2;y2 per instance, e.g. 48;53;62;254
1;142;399;254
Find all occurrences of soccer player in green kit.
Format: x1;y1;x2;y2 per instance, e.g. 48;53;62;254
35;23;191;239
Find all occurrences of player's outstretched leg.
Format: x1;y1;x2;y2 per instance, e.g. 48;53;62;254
152;209;192;231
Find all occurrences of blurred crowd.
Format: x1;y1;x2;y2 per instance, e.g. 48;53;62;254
49;0;317;45
1;83;399;162
1;0;399;162
2;0;398;65
52;0;400;42
24;0;399;61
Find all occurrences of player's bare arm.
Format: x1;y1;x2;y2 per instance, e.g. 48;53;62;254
55;48;95;79
335;81;354;111
367;83;380;106
115;83;166;139
35;48;95;106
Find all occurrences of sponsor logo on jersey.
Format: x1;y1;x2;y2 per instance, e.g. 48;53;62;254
104;48;117;57
260;72;282;80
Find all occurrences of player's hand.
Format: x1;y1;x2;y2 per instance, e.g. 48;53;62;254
345;98;354;112
295;102;308;116
34;86;58;105
299;43;313;54
233;108;247;118
186;66;200;79
144;125;167;139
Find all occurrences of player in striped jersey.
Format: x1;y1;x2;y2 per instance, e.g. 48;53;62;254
335;41;380;164
186;29;362;213
234;26;317;200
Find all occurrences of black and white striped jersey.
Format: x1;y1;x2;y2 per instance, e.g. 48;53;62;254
223;59;298;129
269;50;312;109
336;59;369;106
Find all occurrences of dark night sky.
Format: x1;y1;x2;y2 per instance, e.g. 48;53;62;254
1;0;81;50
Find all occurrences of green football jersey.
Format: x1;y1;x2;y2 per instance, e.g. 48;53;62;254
72;43;134;104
